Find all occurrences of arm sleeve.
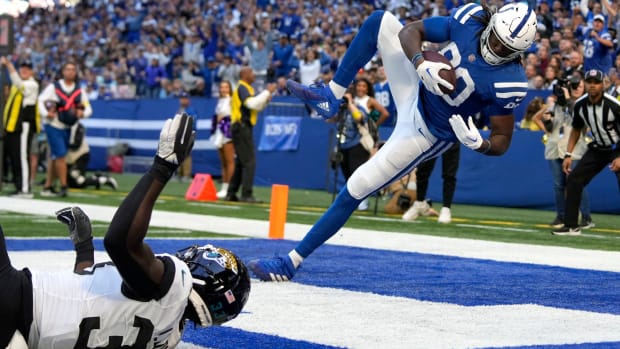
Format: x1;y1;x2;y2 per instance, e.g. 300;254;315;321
244;90;271;110
80;89;93;118
422;16;451;43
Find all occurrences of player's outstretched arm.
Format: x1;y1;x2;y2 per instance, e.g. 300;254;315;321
104;113;195;298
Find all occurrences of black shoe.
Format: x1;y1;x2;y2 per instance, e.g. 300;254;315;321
224;194;239;202
580;219;595;229
551;226;581;236
550;217;564;228
240;196;262;203
58;186;68;198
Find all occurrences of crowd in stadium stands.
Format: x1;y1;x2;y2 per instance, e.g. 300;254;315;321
8;0;620;100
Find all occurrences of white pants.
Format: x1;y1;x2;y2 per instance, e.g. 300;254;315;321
346;12;454;200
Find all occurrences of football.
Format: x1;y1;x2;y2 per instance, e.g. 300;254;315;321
422;50;456;94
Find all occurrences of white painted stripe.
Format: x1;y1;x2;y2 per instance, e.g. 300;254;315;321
494;82;529;89
81;118;212;130
11;252;620;349
2;197;620;272
496;91;527;98
86;137;216;150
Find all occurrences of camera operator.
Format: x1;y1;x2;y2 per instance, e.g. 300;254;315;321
534;75;594;229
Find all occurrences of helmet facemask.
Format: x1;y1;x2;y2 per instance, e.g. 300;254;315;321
480;3;537;65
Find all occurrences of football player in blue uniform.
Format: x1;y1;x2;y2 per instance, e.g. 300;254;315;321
0;113;251;348
249;3;537;281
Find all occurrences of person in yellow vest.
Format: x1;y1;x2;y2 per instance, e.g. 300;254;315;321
224;66;276;202
1;57;40;198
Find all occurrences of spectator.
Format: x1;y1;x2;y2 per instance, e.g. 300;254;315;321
577;14;614;74
298;48;321;86
272;33;294;79
38;61;92;198
553;69;620;235
1;57;40;198
225;67;276;203
374;65;397;127
217;53;241;90
246;36;272;90
211;81;235;199
144;58;166;99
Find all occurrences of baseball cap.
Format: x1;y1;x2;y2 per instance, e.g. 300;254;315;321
594;14;605;22
584;69;603;82
19;59;33;69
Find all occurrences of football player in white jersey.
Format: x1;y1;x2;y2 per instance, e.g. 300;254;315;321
0;113;251;349
249;3;537;281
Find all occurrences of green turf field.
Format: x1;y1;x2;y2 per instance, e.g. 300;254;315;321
2;173;619;251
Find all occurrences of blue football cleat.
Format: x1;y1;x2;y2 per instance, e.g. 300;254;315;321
248;255;296;282
286;80;342;119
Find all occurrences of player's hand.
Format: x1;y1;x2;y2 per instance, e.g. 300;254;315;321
55;207;93;245
416;59;454;95
157;112;196;165
448;114;483;150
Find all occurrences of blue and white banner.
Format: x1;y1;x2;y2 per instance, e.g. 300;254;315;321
258;116;302;151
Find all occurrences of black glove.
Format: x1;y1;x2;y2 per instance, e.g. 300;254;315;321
56;207;93;245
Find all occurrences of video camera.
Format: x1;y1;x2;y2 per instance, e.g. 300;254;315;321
553;75;581;106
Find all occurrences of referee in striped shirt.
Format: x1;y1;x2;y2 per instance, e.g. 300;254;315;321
553;69;620;235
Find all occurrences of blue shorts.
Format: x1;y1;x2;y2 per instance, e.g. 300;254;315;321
44;124;70;159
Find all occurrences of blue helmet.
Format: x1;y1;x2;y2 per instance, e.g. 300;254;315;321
176;244;251;326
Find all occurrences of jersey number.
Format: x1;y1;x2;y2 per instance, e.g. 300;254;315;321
74;316;154;349
439;42;475;107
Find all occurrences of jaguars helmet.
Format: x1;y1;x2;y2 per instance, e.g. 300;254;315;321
480;2;537;65
176;244;251;326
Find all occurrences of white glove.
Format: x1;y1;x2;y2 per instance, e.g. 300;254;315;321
157;112;196;165
416;60;454;95
448;114;483;150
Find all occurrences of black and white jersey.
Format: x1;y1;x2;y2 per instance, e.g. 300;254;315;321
573;93;620;148
28;254;192;349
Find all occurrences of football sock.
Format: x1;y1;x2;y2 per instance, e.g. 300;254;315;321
332;11;384;91
329;81;347;99
295;187;360;258
288;250;304;268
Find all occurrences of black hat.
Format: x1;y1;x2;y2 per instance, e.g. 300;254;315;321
19;59;33;69
584;69;603;83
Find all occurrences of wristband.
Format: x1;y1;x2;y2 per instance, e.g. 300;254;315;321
477;139;492;154
411;52;424;67
351;110;362;120
149;156;178;183
564;152;572;159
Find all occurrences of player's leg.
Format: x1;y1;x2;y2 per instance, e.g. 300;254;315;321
248;105;454;281
287;10;389;118
437;143;460;223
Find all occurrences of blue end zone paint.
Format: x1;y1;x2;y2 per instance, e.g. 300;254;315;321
7;238;620;316
184;326;345;349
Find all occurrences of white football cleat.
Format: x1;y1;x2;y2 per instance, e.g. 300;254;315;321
402;200;430;221
438;207;452;224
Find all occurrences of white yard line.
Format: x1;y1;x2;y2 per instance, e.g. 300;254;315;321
2;197;620;272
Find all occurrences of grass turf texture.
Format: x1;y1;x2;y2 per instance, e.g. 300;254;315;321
1;173;619;251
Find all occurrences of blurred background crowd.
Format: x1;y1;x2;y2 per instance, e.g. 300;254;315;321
9;0;620;102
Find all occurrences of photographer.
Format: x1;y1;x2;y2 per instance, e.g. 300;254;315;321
534;75;594;229
37;61;92;198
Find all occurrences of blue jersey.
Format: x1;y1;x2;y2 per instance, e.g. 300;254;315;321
420;3;528;141
374;81;397;126
578;26;613;74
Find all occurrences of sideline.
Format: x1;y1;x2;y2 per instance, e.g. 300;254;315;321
2;197;620;273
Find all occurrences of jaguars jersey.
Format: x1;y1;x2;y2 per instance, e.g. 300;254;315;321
420;3;528;141
28;254;192;349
